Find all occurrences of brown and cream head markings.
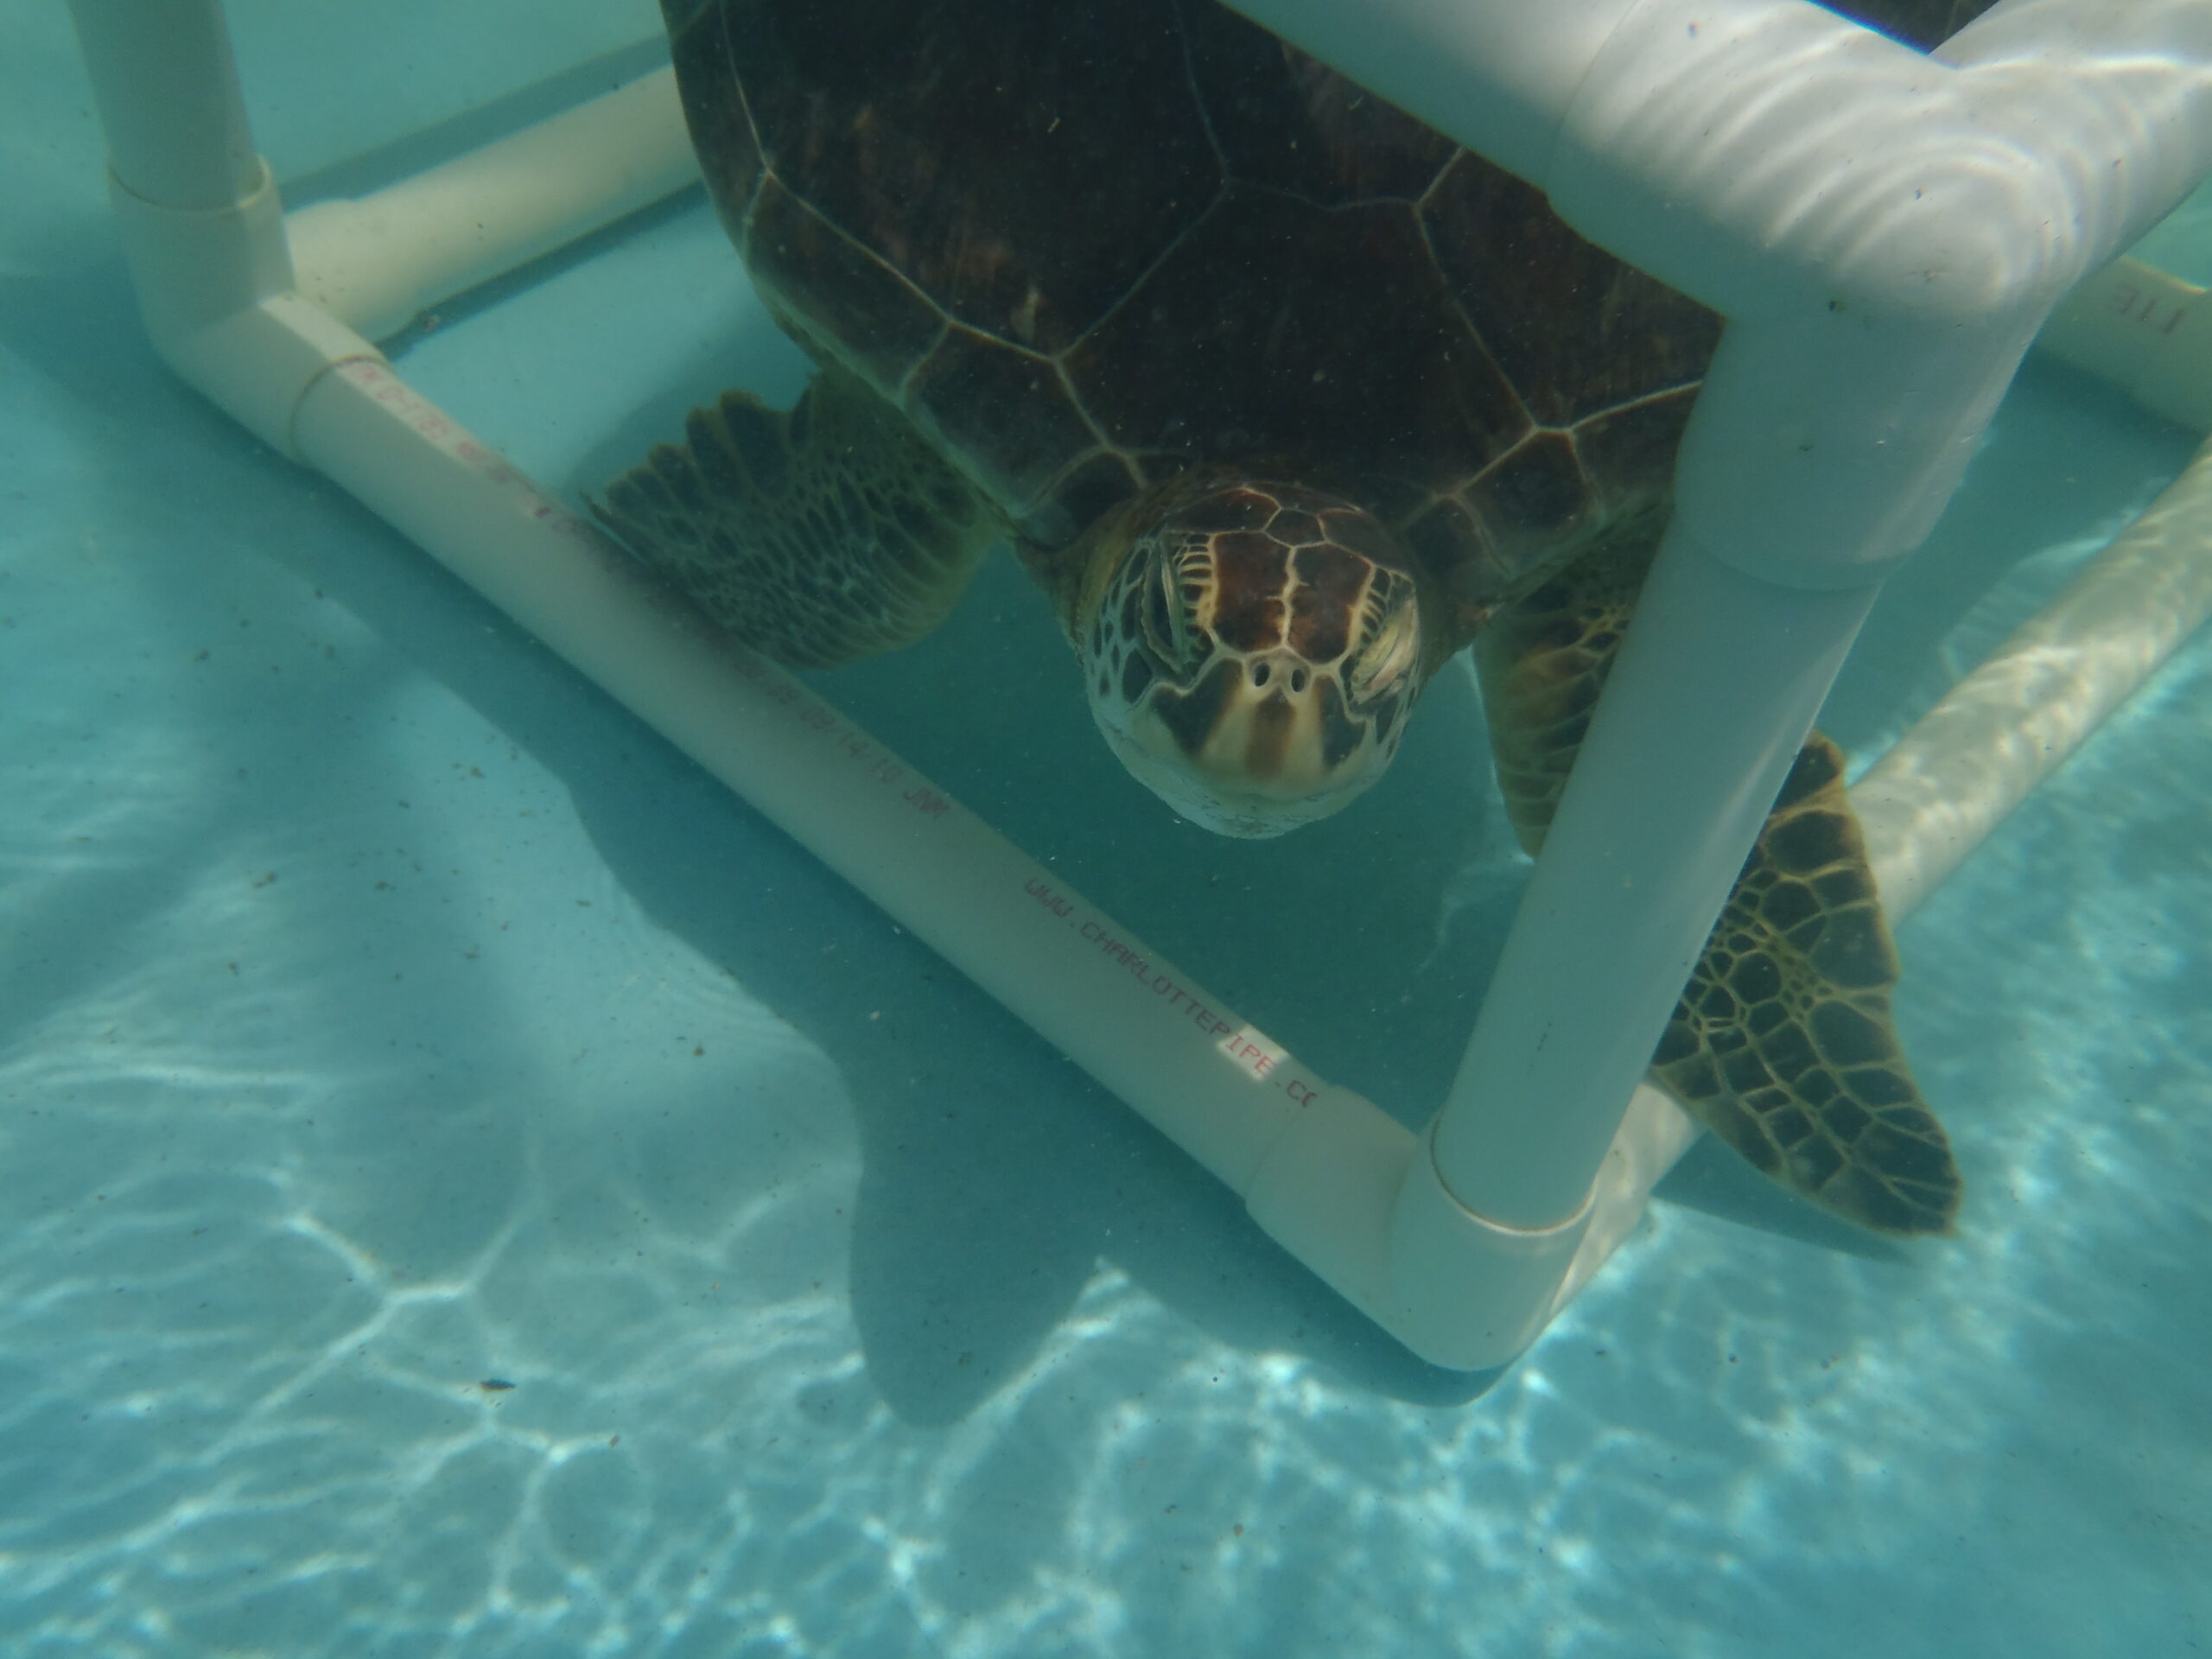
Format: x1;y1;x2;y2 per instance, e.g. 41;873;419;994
1071;473;1438;838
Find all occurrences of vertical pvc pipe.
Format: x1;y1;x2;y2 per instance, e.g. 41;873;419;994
67;0;263;210
1430;529;1880;1229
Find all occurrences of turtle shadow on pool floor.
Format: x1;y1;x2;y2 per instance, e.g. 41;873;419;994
590;552;1519;1417
260;465;1505;1417
194;302;2190;1424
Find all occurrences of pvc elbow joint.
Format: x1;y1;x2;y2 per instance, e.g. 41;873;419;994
1543;0;2212;587
1244;1085;1605;1372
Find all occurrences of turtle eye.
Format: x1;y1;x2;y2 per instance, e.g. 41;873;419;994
1346;579;1419;707
1141;545;1189;664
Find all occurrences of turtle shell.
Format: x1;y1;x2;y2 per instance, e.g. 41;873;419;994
665;0;1986;610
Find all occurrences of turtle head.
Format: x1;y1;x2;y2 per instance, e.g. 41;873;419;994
1071;475;1432;838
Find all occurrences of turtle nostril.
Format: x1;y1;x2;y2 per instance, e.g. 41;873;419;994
1290;667;1308;693
1252;661;1271;688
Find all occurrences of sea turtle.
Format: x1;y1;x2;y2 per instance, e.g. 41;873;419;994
594;0;1981;1235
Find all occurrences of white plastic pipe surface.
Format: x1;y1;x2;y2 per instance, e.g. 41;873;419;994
1854;435;2212;919
162;312;2212;1370
2039;257;2212;435
1232;0;2212;321
286;67;700;341
67;0;261;211
1434;536;1883;1227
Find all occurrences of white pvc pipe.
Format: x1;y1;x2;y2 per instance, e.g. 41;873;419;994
1513;434;2212;1310
69;0;336;463
285;67;700;341
1434;537;1882;1228
2039;257;2212;435
66;0;261;210
1235;0;2212;333
1854;435;2212;919
1225;0;2212;589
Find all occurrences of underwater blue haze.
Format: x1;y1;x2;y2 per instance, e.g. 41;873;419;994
3;2;2209;1656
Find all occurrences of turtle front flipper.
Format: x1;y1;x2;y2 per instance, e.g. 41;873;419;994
592;366;1000;668
1471;539;1962;1236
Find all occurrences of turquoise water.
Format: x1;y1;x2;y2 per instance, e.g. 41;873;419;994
5;3;2210;1655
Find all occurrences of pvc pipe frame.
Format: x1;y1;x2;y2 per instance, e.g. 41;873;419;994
64;0;2212;1370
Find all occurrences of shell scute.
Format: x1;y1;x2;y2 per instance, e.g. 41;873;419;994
728;0;1219;356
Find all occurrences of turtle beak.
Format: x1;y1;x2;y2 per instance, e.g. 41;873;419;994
1077;478;1427;837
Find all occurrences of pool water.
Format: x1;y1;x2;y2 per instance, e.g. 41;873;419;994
3;3;2209;1655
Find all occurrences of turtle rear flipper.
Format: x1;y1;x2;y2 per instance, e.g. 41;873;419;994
1471;539;1962;1236
592;366;1000;668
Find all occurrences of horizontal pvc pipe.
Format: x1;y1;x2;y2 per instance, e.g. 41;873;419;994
1556;0;2212;322
1231;0;2212;326
286;67;700;341
1224;0;2212;586
1854;434;2212;919
2039;257;2212;435
267;353;2210;1363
